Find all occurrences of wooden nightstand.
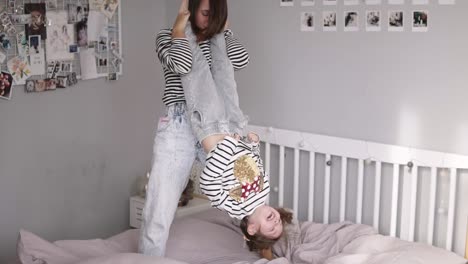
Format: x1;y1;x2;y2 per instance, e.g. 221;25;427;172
129;195;211;228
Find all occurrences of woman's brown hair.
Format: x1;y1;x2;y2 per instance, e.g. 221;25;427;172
188;0;228;41
240;208;293;252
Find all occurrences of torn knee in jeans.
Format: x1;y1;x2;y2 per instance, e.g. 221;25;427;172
247;132;259;144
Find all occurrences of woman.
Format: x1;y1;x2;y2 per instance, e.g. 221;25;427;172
138;0;249;257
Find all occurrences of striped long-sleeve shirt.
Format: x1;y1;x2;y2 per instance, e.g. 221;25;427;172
200;136;270;220
156;29;250;106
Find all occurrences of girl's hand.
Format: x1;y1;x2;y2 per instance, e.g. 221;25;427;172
172;0;190;38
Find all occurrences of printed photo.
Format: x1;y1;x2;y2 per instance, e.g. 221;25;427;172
29;35;41;54
98;58;107;66
300;12;315;32
0;71;13;100
44;0;58;9
61;62;72;72
412;10;428;32
101;0;119;19
45;78;57;90
56;76;68;88
25;79;36;93
0;34;11;50
301;0;315;6
107;72;117;81
389;11;404;31
366;11;381;31
323;11;337;31
280;0;294;7
25;3;47;39
7;56;31;85
10;14;31;24
76;21;88;47
344;0;359;4
323;0;337;5
365;0;382;4
35;79;46;92
68;72;78;86
46;11;75;61
344;11;359;31
68;2;89;23
69;44;79;53
17;31;30;57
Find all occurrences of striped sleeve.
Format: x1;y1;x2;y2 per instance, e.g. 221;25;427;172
156;29;193;75
224;29;250;70
200;137;237;209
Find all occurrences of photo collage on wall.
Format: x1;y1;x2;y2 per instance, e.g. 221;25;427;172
0;0;122;101
279;0;455;33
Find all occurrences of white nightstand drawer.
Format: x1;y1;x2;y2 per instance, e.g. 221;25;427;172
129;195;211;228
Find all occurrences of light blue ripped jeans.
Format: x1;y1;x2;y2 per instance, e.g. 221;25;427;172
138;103;205;256
181;25;248;142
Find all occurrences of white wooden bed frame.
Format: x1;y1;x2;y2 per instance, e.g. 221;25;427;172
246;124;468;258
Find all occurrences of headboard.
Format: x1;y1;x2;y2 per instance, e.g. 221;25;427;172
245;124;468;257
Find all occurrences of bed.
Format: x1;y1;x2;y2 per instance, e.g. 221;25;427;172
17;124;468;264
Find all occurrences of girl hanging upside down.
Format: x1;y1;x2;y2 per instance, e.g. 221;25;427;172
177;0;291;259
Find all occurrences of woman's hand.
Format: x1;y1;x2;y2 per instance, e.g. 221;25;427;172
172;0;190;39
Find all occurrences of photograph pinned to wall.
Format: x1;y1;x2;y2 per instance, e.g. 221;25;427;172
10;14;31;24
322;11;337;31
101;0;119;19
366;11;381;31
16;31;29;57
412;10;428;32
438;0;455;4
25;79;35;93
0;51;6;64
25;3;46;39
98;36;108;50
34;79;46;92
46;61;61;79
300;12;315;32
344;0;359;5
46;11;75;61
56;76;68;88
28;35;41;54
69;44;79;53
7;56;31;85
29;51;46;75
68;1;89;23
412;0;428;4
67;72;77;86
344;11;359;31
76;20;88;47
98;58;107;66
388;10;404;31
44;78;57;90
0;71;13;100
87;10;108;42
389;0;405;4
7;0;15;13
301;0;315;6
79;48;98;80
280;0;294;7
107;72;117;81
0;34;11;50
61;62;73;73
89;0;104;10
323;0;337;5
43;0;58;9
0;11;17;35
365;0;382;4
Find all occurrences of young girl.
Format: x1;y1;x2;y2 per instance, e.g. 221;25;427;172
179;0;290;253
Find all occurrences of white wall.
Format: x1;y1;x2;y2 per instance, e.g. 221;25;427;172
0;1;168;262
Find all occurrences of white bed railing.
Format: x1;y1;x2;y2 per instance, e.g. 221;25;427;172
246;124;468;256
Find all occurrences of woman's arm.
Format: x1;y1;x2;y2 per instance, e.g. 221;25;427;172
224;29;250;70
156;29;193;75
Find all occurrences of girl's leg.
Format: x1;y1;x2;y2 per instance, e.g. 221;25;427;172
210;33;248;135
180;26;229;142
138;104;198;256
